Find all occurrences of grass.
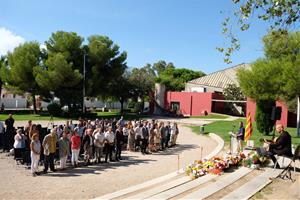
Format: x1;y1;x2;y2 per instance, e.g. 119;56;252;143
189;114;229;119
188;118;300;147
0;114;66;121
95;112;148;120
0;111;148;121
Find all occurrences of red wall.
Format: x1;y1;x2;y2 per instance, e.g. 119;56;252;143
246;98;256;122
276;101;288;126
165;92;213;116
246;98;294;127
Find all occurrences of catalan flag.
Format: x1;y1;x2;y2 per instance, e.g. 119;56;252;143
244;112;253;141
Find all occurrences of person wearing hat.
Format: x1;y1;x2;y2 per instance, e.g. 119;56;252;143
42;128;57;173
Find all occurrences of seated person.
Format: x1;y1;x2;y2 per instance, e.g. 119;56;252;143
258;124;292;168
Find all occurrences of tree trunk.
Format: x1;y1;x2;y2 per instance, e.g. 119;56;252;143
119;97;124;114
32;93;37;114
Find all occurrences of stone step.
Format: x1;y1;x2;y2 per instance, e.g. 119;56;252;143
148;174;216;200
93;169;184;200
124;176;191;200
182;167;253;200
221;158;292;200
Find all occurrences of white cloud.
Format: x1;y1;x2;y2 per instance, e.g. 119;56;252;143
0;27;25;56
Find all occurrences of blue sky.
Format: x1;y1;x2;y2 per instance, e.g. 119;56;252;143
0;0;271;74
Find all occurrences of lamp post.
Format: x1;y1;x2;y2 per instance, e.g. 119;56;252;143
83;53;86;114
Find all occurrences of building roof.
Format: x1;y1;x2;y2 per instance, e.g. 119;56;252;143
187;63;251;89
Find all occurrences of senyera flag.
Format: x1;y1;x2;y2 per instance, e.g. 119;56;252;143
244;112;253;141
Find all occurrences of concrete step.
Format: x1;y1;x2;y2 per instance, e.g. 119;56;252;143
182;167;253;200
221;158;292;200
124;176;191;200
93;169;184;200
148;174;216;200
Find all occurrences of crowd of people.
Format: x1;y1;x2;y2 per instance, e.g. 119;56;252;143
0;114;180;177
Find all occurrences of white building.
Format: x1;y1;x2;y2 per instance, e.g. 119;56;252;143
185;63;251;93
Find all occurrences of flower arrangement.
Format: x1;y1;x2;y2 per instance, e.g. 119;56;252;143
185;152;269;180
242;151;270;168
186;156;231;179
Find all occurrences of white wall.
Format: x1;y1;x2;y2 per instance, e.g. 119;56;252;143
0;98;27;108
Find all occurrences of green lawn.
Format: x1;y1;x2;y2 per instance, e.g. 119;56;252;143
0;111;148;121
95;112;148;120
188;119;300;147
189;114;229;119
0;114;66;121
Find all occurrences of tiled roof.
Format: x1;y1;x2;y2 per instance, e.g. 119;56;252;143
188;63;251;89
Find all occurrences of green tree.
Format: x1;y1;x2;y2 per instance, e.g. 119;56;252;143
2;42;43;113
220;0;300;63
107;72;134;113
255;100;276;135
155;62;205;91
35;53;83;108
35;31;84;110
86;35;127;97
237;31;300;134
129;64;156;100
223;84;245;101
237;58;283;135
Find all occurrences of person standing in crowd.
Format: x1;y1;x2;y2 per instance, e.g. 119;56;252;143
83;129;93;165
0;120;4;152
165;121;171;148
112;118;117;132
127;124;135;151
74;121;85;155
42;128;57;173
104;127;115;162
236;121;245;152
149;125;155;152
71;130;81;167
115;125;124;161
29;124;39;142
122;124;129;147
93;127;105;163
141;121;149;155
173;123;179;146
170;122;179;147
13;129;26;162
58;132;69;170
24;120;32;138
159;122;166;150
117;116;125;128
134;122;143;151
154;123;161;151
30;133;41;177
5;114;15;150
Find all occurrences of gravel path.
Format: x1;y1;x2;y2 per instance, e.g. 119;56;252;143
0;124;217;199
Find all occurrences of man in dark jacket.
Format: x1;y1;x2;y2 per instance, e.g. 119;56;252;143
115;126;124;161
141;121;149;155
5;114;15;150
266;124;292;168
83;129;93;165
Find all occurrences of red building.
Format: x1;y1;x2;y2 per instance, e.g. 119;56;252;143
165;91;224;116
246;98;297;127
161;63;296;127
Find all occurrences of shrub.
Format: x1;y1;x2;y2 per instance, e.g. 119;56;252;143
47;103;62;117
255;100;275;135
